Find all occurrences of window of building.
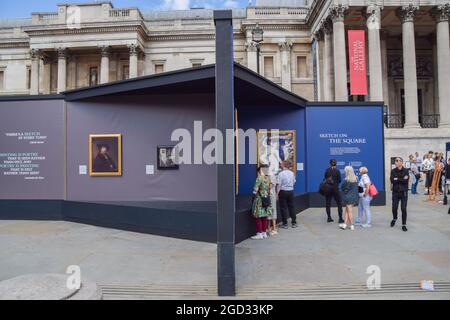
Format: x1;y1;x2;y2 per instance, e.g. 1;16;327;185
297;56;308;78
89;67;98;86
263;56;274;78
26;67;31;90
190;59;204;69
155;64;164;74
0;70;4;91
122;65;129;80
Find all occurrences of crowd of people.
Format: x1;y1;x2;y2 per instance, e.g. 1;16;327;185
250;151;450;239
409;151;450;200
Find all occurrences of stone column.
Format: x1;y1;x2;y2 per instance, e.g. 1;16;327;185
30;49;40;95
100;46;111;84
322;19;334;101
57;48;67;93
314;29;324;101
245;41;258;72
41;56;52;95
129;44;139;78
380;31;389;106
67;55;77;90
330;4;349;101
396;4;420;128
279;41;292;91
431;4;450;127
366;4;383;102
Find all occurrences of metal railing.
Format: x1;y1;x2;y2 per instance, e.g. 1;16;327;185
384;114;440;128
420;114;440;128
384;114;404;128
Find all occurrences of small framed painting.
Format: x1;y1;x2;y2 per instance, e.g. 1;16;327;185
157;145;179;170
89;134;122;177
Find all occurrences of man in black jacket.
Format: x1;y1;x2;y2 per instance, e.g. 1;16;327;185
390;157;409;232
324;159;344;223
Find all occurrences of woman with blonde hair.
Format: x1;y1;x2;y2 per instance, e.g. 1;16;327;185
356;166;373;227
340;166;359;230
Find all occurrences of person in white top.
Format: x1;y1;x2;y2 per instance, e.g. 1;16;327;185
356;166;373;228
277;161;297;229
422;153;435;195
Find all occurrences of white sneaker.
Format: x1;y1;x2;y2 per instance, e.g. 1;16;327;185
350;225;355;231
251;233;264;240
362;224;372;228
339;224;347;230
262;232;268;239
270;230;278;236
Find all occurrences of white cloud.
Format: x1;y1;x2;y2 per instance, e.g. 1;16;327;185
161;0;191;10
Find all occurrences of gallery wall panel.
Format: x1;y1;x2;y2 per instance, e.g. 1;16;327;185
66;94;217;202
237;105;307;195
0;99;65;200
305;104;385;193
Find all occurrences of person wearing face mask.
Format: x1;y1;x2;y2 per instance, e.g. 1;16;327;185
390;157;409;232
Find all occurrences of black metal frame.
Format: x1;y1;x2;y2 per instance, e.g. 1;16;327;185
384;113;404;128
419;114;440;128
214;10;236;297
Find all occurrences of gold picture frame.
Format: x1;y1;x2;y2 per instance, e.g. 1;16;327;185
89;134;122;177
257;130;296;173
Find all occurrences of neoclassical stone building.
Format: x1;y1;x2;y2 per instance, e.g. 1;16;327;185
0;0;449;177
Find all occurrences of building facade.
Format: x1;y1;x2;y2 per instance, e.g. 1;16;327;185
0;0;449;181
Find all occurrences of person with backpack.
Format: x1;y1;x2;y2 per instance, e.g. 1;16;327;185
251;165;272;240
355;166;373;228
323;159;344;224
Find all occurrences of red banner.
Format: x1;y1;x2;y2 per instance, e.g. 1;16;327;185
348;30;367;96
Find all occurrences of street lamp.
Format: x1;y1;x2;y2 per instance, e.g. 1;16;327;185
252;23;264;75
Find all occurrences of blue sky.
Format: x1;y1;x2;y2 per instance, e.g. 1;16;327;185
0;0;250;19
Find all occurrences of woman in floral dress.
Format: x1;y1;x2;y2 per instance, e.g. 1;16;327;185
251;165;273;240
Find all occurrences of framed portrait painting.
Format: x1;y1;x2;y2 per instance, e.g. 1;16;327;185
157;145;179;170
89;134;122;177
257;130;296;174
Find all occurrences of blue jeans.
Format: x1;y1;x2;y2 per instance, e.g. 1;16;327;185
357;195;372;225
411;178;419;194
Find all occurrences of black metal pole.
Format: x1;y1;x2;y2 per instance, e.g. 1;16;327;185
214;10;236;297
256;44;260;75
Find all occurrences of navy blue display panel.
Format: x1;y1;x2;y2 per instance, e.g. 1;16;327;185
305;104;385;195
237;105;306;195
0;99;65;200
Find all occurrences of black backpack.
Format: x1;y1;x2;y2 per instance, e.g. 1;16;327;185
319;177;334;196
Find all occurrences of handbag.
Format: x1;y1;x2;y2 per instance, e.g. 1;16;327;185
260;193;271;208
368;183;378;197
319;177;333;196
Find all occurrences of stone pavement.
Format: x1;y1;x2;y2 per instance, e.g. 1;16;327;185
0;188;449;299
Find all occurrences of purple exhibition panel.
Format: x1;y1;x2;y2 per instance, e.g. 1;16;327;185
0;99;65;199
66;94;217;202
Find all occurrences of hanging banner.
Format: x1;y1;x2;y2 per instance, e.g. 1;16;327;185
348;30;367;96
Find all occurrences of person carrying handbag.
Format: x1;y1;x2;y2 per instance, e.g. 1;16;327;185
356;166;373;228
251;165;273;240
